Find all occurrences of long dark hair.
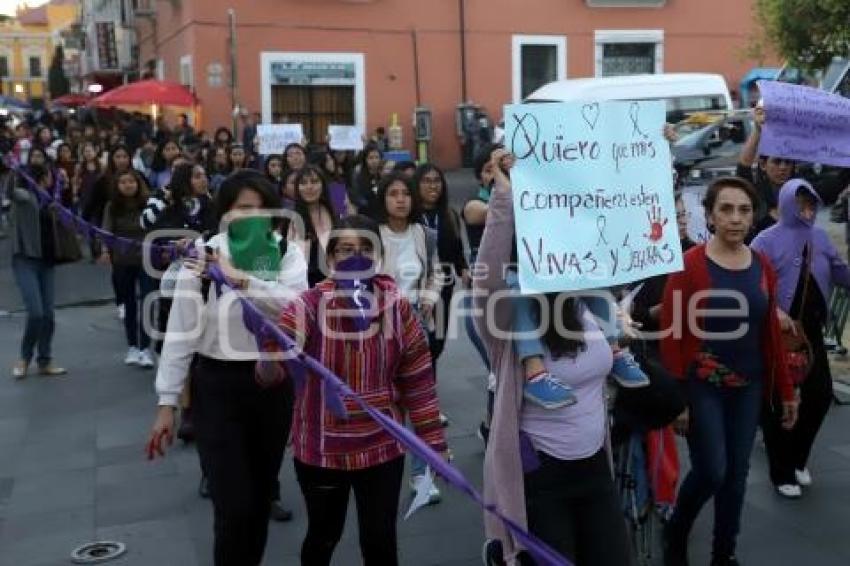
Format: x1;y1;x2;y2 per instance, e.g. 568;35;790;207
215;169;281;222
107;144;132;175
150;138;180;173
110;169;149;215
213;127;233;147
264;154;284;181
538;293;586;360
373;171;421;226
413;163;458;243
167;162;196;206
326;214;383;260
294;165;335;241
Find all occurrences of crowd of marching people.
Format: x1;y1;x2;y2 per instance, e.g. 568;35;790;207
1;104;849;566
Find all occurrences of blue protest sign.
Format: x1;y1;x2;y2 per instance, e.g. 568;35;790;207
504;100;683;294
757;80;850;167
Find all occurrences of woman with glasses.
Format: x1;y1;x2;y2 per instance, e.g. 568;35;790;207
259;214;447;566
415;163;469;381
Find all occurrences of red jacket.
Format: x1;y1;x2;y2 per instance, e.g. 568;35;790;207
660;244;794;404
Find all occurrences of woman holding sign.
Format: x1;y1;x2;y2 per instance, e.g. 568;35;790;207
751;179;850;498
474;149;632;566
661;177;798;566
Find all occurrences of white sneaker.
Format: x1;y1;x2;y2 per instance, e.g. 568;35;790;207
117;304;125;320
138;349;155;369
795;468;813;487
410;474;442;505
776;484;802;498
124;347;142;366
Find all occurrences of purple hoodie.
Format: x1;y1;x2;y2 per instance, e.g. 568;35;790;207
751;179;850;313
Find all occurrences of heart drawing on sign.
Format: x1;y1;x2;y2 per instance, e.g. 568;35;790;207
581;103;600;130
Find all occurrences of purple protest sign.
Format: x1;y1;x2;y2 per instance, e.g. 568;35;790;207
757;80;850;167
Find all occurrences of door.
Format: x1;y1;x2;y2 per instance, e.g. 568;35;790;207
271;85;355;144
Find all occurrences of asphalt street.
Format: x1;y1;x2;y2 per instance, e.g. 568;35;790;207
2;171;850;565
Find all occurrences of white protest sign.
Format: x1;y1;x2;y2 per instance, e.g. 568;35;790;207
328;125;364;151
257;124;303;155
505;100;684;294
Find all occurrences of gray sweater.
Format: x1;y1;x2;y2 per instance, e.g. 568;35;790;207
9;184;43;259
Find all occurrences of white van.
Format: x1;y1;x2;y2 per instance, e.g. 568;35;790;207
524;73;733;123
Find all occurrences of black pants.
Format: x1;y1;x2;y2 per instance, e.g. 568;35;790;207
294;456;404;566
762;326;833;486
192;356;294;566
523;449;632;566
112;264;156;349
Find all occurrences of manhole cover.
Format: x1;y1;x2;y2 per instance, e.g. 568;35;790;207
70;541;127;564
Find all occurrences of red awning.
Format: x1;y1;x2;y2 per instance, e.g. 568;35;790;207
88;80;197;108
51;93;90;107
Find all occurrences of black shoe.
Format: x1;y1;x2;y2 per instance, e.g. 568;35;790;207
482;539;506;566
710;556;740;566
662;523;689;566
198;476;210;499
270;499;293;522
176;409;195;444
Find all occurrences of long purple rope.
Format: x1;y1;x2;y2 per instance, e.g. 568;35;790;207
7;158;573;566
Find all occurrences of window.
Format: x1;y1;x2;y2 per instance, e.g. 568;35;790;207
595;30;663;78
512;35;567;102
179;55;193;89
29;56;42;78
0;56;8;78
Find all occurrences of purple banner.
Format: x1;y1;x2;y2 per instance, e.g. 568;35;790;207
757;80;850;167
6;156;573;566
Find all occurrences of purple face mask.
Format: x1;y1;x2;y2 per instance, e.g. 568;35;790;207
332;254;375;332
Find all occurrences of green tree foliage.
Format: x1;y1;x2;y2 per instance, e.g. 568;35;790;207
48;45;70;99
755;0;850;71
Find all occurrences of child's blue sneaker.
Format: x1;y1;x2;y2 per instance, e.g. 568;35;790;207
611;350;650;388
523;372;577;409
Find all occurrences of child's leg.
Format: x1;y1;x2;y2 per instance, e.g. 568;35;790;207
506;270;576;408
583;290;649;389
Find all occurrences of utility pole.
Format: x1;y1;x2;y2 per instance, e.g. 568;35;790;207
228;8;239;136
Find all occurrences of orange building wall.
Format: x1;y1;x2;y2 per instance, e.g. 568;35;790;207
138;0;774;168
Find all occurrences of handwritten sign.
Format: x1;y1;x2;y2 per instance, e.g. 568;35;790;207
257;124;303;155
757;80;850;167
328;125;364;151
681;184;710;244
505;100;683;294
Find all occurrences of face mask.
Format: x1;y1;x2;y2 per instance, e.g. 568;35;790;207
332;254;375;332
227;216;281;281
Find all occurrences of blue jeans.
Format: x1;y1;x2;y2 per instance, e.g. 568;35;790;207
668;377;763;556
462;292;490;372
12;255;56;366
506;270;621;362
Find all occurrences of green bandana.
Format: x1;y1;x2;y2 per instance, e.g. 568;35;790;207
227;216;281;281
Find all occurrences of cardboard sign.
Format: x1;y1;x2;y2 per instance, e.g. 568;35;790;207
257;124;303;155
757;80;850;167
328;125;364;151
505;100;683;294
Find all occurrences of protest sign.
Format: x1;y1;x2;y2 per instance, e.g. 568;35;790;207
757;80;850;167
328;125;364;151
257;124;303;155
681;184;710;244
505;100;683;294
